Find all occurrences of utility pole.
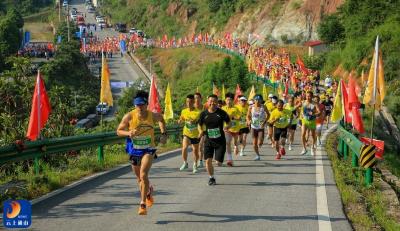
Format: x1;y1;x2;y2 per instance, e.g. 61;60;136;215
58;0;61;22
67;4;70;42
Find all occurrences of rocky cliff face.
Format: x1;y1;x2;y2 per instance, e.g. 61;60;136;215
223;0;344;45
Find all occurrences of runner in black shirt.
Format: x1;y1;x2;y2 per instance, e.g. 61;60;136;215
322;95;334;128
199;94;231;186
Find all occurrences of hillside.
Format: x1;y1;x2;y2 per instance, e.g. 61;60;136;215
102;0;343;45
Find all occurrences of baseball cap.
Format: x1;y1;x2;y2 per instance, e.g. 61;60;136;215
239;96;247;101
268;94;274;98
133;97;147;106
254;94;263;101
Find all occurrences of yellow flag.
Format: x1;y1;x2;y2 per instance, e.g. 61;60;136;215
248;85;256;100
163;83;173;120
331;81;343;122
221;84;226;100
262;84;269;100
363;37;385;109
100;54;113;106
270;68;276;82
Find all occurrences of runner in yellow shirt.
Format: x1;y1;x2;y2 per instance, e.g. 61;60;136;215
284;95;300;151
221;92;241;167
268;99;292;160
236;95;250;156
178;94;201;173
265;94;278;147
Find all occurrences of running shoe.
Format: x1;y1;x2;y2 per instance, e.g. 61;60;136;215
300;149;308;155
288;144;292;151
239;150;245;156
208;177;216;186
138;203;147;215
179;162;188;171
227;161;233;167
280;147;286;156
253;155;261;161
146;185;154;207
318;139;322;146
198;160;204;168
193;163;198;173
275;153;282;160
311;148;316;156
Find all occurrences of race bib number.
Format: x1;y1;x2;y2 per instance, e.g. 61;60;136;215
132;136;151;149
207;128;221;139
185;121;197;131
231;120;238;127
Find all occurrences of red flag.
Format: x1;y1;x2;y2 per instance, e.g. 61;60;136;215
148;75;162;113
341;80;352;123
296;55;309;76
26;71;51;141
234;84;243;104
348;77;365;133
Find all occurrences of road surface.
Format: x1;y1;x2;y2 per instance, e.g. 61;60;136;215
29;126;352;231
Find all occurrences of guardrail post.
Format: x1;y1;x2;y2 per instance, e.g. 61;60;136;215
351;151;358;167
343;142;348;160
97;145;104;166
365;168;373;186
34;156;40;175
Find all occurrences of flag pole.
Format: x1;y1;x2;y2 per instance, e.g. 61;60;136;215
369;36;379;143
35;70;41;174
100;50;103;130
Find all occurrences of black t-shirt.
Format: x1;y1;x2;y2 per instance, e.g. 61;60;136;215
323;100;333;111
199;108;230;142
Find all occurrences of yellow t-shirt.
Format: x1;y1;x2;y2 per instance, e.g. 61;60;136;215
235;104;249;129
129;109;155;148
284;104;298;125
268;109;292;128
180;108;201;138
222;105;241;133
265;101;276;113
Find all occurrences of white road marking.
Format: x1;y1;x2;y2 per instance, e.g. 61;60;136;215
316;124;337;231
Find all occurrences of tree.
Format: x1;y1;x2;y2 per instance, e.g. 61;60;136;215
317;14;344;44
208;0;222;13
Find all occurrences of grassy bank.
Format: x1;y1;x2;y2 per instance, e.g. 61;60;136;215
325;131;400;230
0;140;180;209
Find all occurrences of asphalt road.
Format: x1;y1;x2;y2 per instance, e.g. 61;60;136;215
29;126;352;231
70;0;147;119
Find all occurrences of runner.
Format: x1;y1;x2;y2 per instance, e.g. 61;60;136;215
236;95;250;156
247;94;269;161
221;93;241;166
265;94;277;147
194;92;205;168
116;91;167;215
269;99;293;159
322;94;334;128
178;94;201;173
198;94;231;185
284;95;299;151
314;95;326;146
300;91;321;156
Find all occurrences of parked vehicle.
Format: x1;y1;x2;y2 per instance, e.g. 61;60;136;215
96;102;110;115
115;23;127;33
137;30;145;38
62;1;68;7
96;16;104;22
75;118;94;129
86;114;100;126
129;28;137;34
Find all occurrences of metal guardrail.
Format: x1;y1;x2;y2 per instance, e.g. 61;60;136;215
337;125;373;186
0;125;182;174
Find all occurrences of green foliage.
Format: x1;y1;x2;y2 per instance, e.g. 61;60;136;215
208;0;222;12
280;34;289;44
1;0;53;16
317;14;344;44
270;0;285;18
303;54;326;71
0;8;24;72
320;0;400;121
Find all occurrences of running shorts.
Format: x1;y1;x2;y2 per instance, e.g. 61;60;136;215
289;124;297;130
204;139;226;163
252;128;265;140
183;135;200;145
273;127;288;141
302;118;316;130
239;127;250;135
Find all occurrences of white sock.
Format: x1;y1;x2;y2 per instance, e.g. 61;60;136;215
209;175;214;179
227;153;232;161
